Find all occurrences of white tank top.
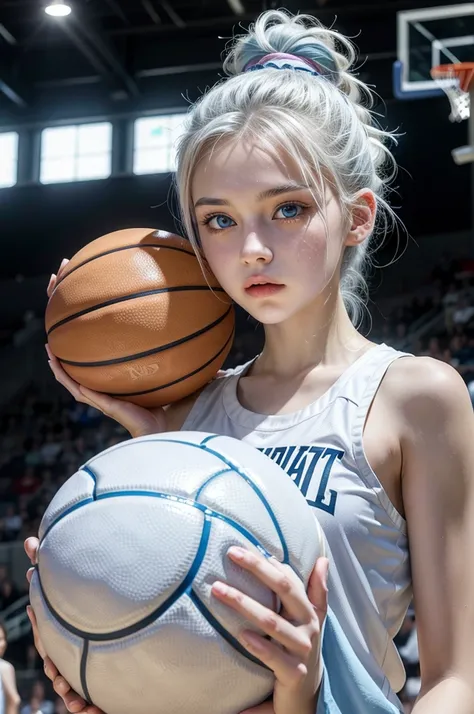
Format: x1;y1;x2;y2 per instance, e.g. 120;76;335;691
183;343;411;711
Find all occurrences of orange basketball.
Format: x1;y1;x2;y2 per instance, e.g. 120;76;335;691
45;228;235;407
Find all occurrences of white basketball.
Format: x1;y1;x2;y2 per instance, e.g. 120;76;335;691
30;432;325;714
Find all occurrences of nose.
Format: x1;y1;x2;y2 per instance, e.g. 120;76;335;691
240;231;273;266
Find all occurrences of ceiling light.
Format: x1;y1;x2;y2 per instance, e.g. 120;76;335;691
45;1;72;17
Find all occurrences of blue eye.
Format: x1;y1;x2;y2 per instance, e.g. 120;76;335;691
206;214;236;230
275;203;304;219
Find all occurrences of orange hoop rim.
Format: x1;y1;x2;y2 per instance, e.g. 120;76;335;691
431;62;474;92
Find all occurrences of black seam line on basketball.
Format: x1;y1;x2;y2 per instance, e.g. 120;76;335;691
56;305;233;368
47;286;227;336
36;515;212;642
80;640;92;704
54;243;195;291
189;590;271;672
82;466;97;500
103;328;235;397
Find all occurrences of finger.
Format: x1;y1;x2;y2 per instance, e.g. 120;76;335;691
53;676;87;713
48;359;87;403
47;274;56;298
239;630;308;688
26;606;47;659
24;537;39;565
26;567;34;585
307;558;329;629
227;547;312;622
240;702;274;714
44;656;59;682
56;258;70;280
78;386;116;415
212;581;313;659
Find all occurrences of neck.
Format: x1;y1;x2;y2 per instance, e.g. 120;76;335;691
255;289;372;378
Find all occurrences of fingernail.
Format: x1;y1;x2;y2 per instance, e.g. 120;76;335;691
60;259;68;269
56;678;68;694
228;546;245;560
240;631;262;651
212;582;228;596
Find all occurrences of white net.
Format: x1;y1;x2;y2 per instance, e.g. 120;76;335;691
431;64;474;123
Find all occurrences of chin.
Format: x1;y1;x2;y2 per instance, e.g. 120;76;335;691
244;304;293;325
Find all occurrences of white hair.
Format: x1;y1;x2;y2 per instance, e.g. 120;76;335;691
174;9;398;326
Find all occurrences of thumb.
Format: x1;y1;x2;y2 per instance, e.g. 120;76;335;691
307;557;329;627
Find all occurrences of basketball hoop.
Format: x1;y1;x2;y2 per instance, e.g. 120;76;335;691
431;62;474;122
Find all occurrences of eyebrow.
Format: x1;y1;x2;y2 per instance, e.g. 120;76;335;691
193;183;310;208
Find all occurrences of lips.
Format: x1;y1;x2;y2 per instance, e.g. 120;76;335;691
243;276;285;298
243;276;283;289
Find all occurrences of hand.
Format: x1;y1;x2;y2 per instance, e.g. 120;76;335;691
46;259;167;439
211;548;329;714
25;538;104;714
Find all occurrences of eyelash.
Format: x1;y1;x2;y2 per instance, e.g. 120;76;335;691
199;202;312;232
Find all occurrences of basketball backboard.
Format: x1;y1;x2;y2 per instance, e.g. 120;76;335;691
394;3;474;100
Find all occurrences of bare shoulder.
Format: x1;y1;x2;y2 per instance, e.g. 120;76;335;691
382;355;472;426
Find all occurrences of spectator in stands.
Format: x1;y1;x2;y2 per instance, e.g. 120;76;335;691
21;681;53;714
453;296;474;328
0;620;21;714
0;579;20;612
442;281;461;333
20;696;41;714
2;505;22;543
53;699;67;714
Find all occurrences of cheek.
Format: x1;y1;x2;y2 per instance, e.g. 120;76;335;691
200;239;234;281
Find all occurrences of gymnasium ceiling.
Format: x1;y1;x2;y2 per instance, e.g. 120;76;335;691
0;0;463;126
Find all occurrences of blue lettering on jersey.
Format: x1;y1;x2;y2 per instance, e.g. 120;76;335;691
257;445;342;516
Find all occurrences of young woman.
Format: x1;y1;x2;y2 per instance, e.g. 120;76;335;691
26;9;474;714
0;620;21;714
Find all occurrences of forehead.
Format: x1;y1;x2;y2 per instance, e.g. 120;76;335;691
191;136;304;195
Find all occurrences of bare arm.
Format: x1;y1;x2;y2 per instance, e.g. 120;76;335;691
394;358;474;713
0;661;21;714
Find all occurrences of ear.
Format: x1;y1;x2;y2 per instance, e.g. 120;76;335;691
345;190;377;247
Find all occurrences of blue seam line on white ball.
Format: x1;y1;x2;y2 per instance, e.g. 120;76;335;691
36;514;213;641
82;466;97;500
189;590;271;670
80;640;92;703
40;484;271;559
162;438;289;564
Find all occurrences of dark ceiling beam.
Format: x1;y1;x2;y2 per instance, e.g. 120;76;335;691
0;55;28;106
226;0;245;15
107;0;459;36
0;22;17;46
103;0;130;25
55;12;140;97
142;0;161;24
160;1;186;29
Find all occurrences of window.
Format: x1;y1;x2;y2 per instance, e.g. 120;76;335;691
40;122;112;184
133;114;185;175
0;132;19;188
